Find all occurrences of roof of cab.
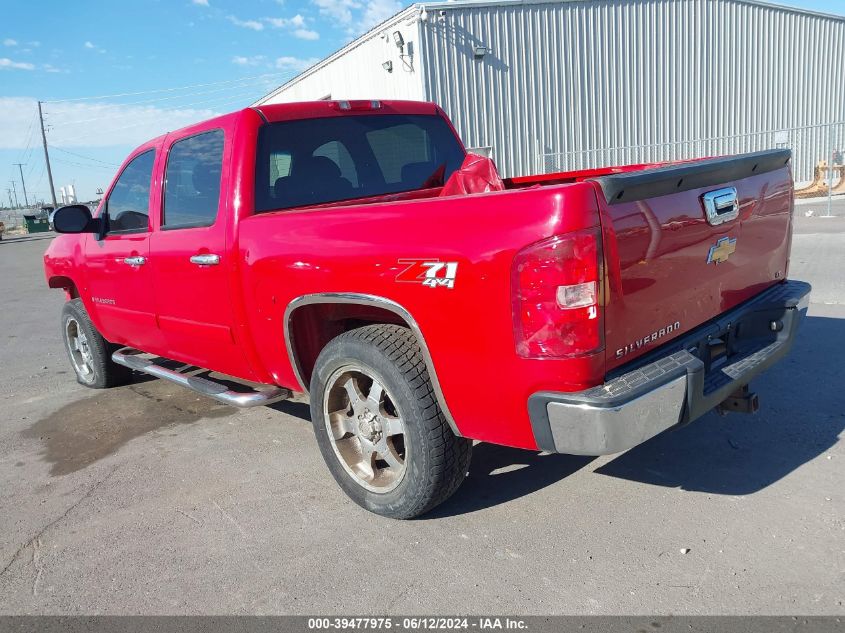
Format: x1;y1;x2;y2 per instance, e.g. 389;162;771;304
251;100;439;123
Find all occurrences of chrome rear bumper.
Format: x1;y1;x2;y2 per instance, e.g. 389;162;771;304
528;280;811;456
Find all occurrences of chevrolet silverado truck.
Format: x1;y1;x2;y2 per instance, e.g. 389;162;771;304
44;100;810;518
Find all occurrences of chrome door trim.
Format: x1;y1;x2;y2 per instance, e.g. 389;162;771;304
283;292;462;437
123;256;146;266
701;187;740;226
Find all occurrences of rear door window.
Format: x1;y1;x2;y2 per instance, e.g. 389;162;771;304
163;129;225;229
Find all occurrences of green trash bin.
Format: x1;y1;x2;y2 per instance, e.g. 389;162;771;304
23;215;51;234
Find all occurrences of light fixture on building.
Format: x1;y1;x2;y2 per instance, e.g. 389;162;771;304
382;60;393;72
392;31;405;49
473;45;491;59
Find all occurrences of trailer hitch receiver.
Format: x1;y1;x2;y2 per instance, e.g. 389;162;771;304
717;384;759;415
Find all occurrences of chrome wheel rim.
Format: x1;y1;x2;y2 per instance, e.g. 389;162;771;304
65;317;95;382
323;365;408;493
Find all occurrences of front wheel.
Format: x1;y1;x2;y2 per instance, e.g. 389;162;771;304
310;324;472;519
61;299;132;389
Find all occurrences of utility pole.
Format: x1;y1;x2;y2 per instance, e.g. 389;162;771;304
9;180;19;208
5;188;12;209
13;163;28;207
37;101;58;208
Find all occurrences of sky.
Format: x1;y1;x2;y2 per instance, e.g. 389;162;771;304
1;0;843;204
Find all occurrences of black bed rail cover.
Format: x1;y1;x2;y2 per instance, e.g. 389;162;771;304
592;149;792;205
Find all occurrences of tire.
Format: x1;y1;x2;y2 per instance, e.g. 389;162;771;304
310;324;472;519
61;298;132;389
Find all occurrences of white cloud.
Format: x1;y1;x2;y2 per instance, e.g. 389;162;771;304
310;0;400;32
0;97;225;149
83;40;107;53
265;14;306;28
362;0;402;28
3;38;17;47
228;15;264;31
232;55;265;66
294;28;319;40
275;56;320;73
263;14;319;39
191;0;210;5
312;0;358;25
0;57;35;70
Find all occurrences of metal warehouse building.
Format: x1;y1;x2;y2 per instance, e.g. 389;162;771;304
256;0;845;181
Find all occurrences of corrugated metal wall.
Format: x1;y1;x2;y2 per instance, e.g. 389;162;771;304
420;0;845;180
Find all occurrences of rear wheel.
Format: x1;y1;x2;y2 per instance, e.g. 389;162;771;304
61;299;132;389
310;324;472;519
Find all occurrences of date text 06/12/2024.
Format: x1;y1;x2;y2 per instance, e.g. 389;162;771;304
307;617;528;630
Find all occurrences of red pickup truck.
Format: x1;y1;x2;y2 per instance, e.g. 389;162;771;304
45;100;810;518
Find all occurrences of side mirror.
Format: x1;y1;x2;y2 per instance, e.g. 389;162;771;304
52;205;98;234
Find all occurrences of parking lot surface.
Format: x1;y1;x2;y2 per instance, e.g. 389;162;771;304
0;219;843;615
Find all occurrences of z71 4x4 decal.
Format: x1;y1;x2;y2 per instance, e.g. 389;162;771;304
396;259;459;289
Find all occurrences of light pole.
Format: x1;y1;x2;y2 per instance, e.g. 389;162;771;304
13;163;28;207
37;101;58;209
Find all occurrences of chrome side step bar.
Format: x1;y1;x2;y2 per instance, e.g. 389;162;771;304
112;348;291;408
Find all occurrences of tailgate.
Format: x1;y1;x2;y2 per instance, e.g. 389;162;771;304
595;149;794;372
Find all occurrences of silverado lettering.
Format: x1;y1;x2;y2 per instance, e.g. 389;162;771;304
44;100;810;518
616;321;682;358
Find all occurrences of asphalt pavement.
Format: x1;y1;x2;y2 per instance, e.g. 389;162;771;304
0;220;842;615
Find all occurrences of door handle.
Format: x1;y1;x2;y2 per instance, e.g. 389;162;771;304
123;256;146;267
702;187;739;226
190;253;220;266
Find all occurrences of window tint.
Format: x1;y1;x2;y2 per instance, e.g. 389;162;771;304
163;129;224;228
255;114;465;212
269;151;291;186
107;150;155;232
313;140;358;187
366;124;429;184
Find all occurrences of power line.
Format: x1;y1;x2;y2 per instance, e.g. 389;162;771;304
52;91;263;145
24;159;38;181
51;146;121;167
52;157;116;170
89;76;284;108
42;72;287;103
5;114;37;188
48;83;274;127
30;162;45;193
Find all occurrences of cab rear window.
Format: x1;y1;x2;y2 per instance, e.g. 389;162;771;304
254;114;465;212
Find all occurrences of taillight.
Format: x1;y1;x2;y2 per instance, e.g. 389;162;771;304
511;228;603;358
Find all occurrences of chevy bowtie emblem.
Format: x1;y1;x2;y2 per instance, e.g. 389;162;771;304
707;236;737;265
